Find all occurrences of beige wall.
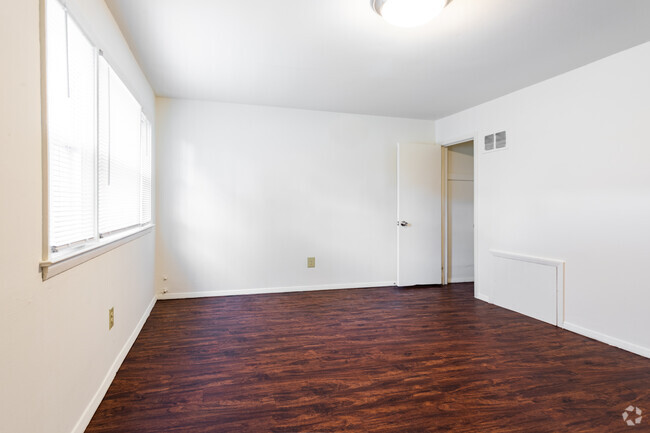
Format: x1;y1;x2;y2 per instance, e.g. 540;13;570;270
0;1;156;432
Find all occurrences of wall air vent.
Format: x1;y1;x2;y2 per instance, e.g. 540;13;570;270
484;134;494;151
495;131;507;149
484;131;507;152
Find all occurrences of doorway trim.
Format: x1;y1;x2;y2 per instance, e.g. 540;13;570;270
440;134;480;298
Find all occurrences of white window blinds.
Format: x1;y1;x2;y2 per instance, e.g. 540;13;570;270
46;0;152;256
97;57;143;236
46;0;96;252
140;115;153;225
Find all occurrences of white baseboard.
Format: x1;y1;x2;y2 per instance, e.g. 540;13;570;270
157;281;396;300
449;276;474;283
475;292;490;303
71;296;157;433
562;322;650;359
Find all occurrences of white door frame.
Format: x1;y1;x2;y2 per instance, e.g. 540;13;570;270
441;146;449;285
440;134;479;296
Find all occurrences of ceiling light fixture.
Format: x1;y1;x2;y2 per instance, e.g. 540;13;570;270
371;0;452;28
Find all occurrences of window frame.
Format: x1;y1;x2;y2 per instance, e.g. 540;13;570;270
39;0;154;281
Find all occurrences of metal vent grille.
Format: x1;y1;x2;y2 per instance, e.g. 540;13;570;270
484;134;494;151
495;131;507;149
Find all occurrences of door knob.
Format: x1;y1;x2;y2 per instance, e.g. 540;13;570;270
398;221;409;227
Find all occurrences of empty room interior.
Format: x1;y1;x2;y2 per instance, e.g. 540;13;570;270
2;0;650;431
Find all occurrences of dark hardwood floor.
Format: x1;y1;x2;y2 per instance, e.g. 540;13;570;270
86;284;649;432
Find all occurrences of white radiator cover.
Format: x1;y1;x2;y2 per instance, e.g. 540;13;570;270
490;250;565;327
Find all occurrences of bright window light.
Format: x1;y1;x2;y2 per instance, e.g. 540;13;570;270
46;0;152;256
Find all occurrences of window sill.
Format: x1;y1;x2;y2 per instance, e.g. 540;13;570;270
40;225;154;281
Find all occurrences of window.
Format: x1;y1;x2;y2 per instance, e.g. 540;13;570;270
45;0;152;260
97;56;151;237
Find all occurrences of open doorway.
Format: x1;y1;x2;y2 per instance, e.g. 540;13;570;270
442;140;474;284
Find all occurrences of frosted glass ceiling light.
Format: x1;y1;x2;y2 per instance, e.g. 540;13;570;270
371;0;451;28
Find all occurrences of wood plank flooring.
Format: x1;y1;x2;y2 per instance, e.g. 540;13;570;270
86;284;650;432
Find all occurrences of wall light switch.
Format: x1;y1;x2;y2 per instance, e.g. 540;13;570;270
307;257;316;268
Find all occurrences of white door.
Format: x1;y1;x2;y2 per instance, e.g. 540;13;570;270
397;142;442;286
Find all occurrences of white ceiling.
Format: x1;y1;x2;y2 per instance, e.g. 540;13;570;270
105;0;650;120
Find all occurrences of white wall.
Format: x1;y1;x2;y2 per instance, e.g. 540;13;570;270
435;41;650;357
447;141;474;283
0;1;156;432
155;98;436;297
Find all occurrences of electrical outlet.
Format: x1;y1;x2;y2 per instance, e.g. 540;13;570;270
307;257;315;268
108;307;114;330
